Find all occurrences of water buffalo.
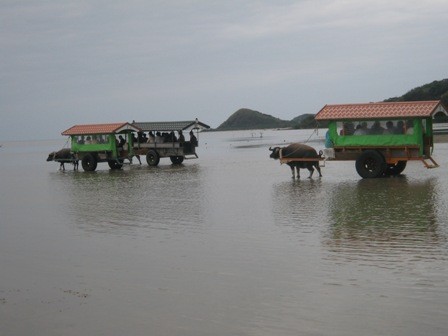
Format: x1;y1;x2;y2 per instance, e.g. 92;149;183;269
46;148;78;171
269;143;322;179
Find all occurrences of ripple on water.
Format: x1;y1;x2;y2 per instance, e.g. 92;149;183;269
50;165;206;237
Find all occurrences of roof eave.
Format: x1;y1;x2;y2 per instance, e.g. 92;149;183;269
315;101;446;121
431;102;448;117
114;123;142;133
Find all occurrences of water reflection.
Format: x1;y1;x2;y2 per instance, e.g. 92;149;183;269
271;179;327;239
49;164;205;236
324;177;447;261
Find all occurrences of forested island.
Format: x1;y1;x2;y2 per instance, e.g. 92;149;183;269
216;79;448;131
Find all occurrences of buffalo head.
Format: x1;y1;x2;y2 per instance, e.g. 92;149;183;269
46;152;56;162
269;146;281;159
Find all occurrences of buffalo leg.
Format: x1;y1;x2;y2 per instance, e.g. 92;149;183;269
314;163;322;177
308;167;314;178
289;164;295;179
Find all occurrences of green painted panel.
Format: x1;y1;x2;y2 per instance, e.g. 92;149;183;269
333;134;417;147
327;118;429;156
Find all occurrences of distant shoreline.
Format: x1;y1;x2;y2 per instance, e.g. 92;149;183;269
434;134;448;143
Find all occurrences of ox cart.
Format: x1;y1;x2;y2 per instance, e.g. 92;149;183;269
312;100;448;178
60;119;209;172
131;119;210;166
276;101;448;179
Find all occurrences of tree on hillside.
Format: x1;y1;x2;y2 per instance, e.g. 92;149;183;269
385;79;448;107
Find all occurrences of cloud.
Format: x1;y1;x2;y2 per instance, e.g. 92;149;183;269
222;0;448;39
0;1;447;140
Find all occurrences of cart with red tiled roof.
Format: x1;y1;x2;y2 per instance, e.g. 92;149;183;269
315;100;448;178
61;122;142;171
61;119;210;172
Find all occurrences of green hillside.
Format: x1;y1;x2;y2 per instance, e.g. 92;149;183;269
384;79;448;106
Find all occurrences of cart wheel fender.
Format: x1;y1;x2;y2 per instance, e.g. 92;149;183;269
146;150;160;166
355;150;386;178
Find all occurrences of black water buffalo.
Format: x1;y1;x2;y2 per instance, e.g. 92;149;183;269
46;148;78;171
269;143;322;179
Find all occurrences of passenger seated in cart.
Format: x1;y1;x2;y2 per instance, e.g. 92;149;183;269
137;132;146;143
117;135;126;148
395;121;405;134
168;131;177;142
384;121;395;134
147;131;155;143
190;130;198;147
155;132;164;143
354;122;368;135
370;121;385;134
177;130;185;146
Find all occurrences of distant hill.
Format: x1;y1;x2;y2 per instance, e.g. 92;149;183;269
291;114;324;129
216;79;448;130
216;109;320;131
216;108;291;130
384;79;448;106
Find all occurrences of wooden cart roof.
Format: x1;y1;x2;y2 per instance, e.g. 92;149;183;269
132;119;210;132
62;122;141;136
315;101;447;121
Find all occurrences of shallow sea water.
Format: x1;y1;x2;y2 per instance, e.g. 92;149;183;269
1;129;448;336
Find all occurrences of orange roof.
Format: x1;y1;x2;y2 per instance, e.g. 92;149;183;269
62;122;141;136
315;101;447;121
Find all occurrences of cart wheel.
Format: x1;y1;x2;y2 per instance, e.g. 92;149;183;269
81;154;97;172
146;150;160;166
355;150;386;178
384;161;407;176
170;156;184;164
108;159;123;170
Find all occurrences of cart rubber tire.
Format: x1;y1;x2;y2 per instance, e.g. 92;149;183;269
81;154;97;172
108;160;123;170
170;156;184;164
384;161;407;176
355;150;386;178
146;150;160;166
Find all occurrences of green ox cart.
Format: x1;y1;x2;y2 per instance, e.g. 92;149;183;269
310;100;447;178
61;119;209;172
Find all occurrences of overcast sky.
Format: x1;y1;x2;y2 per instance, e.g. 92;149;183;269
1;0;447;140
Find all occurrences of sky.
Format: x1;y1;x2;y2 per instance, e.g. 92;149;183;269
1;0;448;141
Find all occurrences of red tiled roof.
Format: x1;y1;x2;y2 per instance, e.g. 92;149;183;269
62;122;140;135
315;101;445;120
